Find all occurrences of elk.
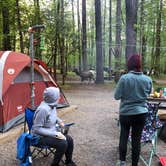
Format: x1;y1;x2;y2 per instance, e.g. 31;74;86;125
73;68;95;83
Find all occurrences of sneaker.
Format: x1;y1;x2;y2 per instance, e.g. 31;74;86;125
65;160;77;166
51;163;59;166
116;160;126;166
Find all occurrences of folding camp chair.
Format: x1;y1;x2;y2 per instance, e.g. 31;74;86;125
24;107;56;159
24;107;75;160
127;103;163;166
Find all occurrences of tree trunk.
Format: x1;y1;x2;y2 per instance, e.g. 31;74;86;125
95;0;104;84
115;0;121;70
2;4;11;50
60;0;66;85
71;0;76;68
82;0;87;70
52;0;60;81
140;0;146;71
150;19;156;72
154;0;163;76
0;1;2;49
34;0;41;59
77;0;82;72
90;11;95;69
114;0;121;81
16;0;24;53
102;0;106;66
108;0;112;79
125;0;138;59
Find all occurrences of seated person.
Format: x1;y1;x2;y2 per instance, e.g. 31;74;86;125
31;87;76;166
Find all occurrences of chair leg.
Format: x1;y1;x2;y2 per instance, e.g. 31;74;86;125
31;147;55;159
139;137;157;166
31;148;46;159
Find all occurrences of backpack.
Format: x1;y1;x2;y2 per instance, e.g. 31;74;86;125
16;133;32;166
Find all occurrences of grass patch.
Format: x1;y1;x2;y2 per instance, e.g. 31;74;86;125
59;84;73;90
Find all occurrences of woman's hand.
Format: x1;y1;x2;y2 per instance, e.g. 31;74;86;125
56;132;66;140
59;121;65;127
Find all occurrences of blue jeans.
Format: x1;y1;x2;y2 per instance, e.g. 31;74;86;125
119;113;147;166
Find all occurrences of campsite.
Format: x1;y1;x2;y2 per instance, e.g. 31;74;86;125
0;82;166;166
0;52;166;165
1;0;166;166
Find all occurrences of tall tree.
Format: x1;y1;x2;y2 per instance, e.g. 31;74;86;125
0;0;2;49
154;0;163;75
114;0;122;82
2;1;11;50
59;0;66;84
148;0;157;74
125;0;138;59
89;6;95;68
82;0;87;70
108;0;112;79
34;0;41;59
95;0;104;84
16;0;24;53
71;0;76;68
139;0;146;70
52;0;60;81
102;0;107;66
150;19;156;74
77;0;82;72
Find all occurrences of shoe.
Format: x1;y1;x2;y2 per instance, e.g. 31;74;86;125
51;161;60;166
51;163;59;166
65;160;77;166
116;160;126;166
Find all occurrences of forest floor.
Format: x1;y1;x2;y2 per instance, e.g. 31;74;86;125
0;78;166;166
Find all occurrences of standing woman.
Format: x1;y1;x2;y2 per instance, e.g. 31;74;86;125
114;54;152;166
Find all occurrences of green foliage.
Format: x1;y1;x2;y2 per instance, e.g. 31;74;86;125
0;0;166;78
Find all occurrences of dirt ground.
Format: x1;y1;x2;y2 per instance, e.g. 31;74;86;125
0;82;166;166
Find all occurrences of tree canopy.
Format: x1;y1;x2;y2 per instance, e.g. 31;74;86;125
0;0;166;82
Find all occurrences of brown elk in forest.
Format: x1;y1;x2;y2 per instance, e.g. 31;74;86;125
73;68;95;83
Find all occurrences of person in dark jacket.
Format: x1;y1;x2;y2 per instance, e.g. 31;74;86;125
32;87;76;166
114;54;152;166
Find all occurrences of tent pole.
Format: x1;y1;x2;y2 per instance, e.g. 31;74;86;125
28;25;45;109
29;32;35;109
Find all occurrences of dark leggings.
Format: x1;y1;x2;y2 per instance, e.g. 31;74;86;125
39;135;74;165
119;113;147;166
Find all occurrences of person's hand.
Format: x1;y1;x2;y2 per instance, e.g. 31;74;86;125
56;132;66;140
59;121;65;127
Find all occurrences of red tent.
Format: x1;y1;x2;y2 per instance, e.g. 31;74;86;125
0;51;69;132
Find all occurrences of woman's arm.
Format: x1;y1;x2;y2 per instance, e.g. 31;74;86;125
114;77;124;100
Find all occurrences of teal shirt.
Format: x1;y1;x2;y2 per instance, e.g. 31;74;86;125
114;71;152;115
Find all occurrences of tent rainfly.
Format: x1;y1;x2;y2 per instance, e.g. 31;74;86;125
0;51;69;132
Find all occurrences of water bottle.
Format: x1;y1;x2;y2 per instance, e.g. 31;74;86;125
163;88;166;96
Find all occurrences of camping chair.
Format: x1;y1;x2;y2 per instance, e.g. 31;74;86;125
24;107;56;159
127;103;163;166
24;107;75;160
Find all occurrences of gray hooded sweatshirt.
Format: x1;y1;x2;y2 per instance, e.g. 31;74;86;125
31;87;62;137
